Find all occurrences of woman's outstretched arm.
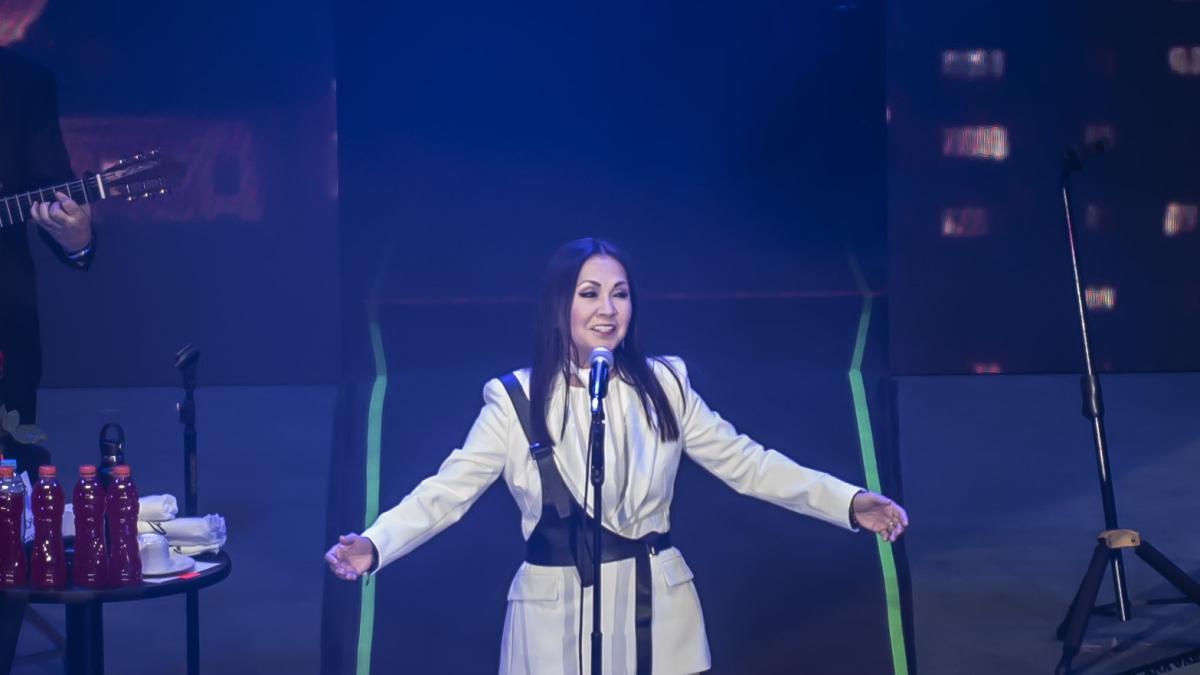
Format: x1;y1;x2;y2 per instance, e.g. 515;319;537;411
672;357;906;537
325;378;513;579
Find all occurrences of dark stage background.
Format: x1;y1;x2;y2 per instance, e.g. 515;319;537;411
8;0;340;388
888;0;1200;375
324;2;905;674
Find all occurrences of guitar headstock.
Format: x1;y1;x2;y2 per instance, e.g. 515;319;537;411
97;149;186;202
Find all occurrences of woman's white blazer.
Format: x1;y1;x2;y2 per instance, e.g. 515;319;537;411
363;357;862;674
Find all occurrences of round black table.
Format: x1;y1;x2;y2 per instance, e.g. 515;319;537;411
0;551;231;675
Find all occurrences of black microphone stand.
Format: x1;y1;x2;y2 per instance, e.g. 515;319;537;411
1054;148;1200;674
175;344;200;517
588;391;606;675
174;344;202;675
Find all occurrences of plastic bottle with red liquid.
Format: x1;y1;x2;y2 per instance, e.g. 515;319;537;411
106;464;142;586
0;465;26;588
30;465;67;590
72;464;108;588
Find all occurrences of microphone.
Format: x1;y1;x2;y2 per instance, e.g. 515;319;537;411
1063;138;1111;174
588;347;613;404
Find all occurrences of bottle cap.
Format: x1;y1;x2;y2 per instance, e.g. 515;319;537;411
112;464;131;477
79;464;97;477
0;466;12;478
38;465;56;478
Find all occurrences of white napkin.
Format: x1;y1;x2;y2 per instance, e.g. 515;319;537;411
138;514;226;548
171;543;221;556
139;494;178;522
61;493;180;537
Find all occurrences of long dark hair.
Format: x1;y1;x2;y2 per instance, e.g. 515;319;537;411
529;237;683;446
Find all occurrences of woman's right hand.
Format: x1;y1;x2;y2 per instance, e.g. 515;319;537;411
325;533;375;581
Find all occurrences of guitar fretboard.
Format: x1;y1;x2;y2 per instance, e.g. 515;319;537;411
0;176;101;229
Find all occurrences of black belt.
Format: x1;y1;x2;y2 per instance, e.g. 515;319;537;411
526;517;671;570
526;517;669;675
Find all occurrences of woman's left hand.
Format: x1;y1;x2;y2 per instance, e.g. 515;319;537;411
852;491;909;543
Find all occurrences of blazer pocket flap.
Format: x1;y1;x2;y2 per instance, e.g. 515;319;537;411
660;555;695;588
507;569;562;602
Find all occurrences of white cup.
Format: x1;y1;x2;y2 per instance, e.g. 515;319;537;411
138;533;172;574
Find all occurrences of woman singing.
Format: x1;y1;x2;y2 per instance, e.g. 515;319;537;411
326;237;908;674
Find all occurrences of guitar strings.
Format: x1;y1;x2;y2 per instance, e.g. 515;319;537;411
0;158;170;226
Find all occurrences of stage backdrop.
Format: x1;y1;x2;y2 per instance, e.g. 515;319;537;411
325;2;910;675
888;0;1200;375
9;0;340;387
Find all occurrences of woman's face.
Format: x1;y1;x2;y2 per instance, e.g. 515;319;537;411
569;255;631;366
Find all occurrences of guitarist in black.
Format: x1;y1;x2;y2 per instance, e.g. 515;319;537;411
0;47;96;674
0;47;94;429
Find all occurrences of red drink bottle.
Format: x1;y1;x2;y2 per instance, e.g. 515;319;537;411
72;464;108;588
106;464;142;586
30;465;67;590
0;465;26;588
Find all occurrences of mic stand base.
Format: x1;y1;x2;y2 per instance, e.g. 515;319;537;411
1055;530;1200;675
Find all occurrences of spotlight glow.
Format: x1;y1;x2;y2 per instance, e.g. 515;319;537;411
941;49;1006;79
942;125;1009;160
1164;202;1199;236
1085;286;1116;311
1168;46;1200;75
941;207;989;237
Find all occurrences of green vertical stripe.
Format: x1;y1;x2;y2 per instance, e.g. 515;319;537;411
357;254;392;675
847;254;909;675
355;309;386;675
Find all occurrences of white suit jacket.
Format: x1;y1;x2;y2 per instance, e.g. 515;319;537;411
363;357;863;674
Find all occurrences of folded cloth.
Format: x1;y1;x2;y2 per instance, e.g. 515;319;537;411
138;514;226;548
171;543;221;556
67;496;182;536
139;494;178;522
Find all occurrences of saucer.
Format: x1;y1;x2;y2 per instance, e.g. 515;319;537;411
142;552;196;577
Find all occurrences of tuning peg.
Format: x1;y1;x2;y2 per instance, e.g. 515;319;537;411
125;193;138;202
157;187;170;196
116;158;127;166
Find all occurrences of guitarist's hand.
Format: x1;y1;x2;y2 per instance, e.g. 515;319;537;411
31;190;92;254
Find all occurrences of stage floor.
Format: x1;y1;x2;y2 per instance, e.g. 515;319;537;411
10;372;1200;674
899;372;1200;675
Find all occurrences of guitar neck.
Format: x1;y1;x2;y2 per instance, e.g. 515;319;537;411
0;175;106;230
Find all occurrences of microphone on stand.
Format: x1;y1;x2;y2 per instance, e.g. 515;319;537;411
584;345;613;673
588;347;613;411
